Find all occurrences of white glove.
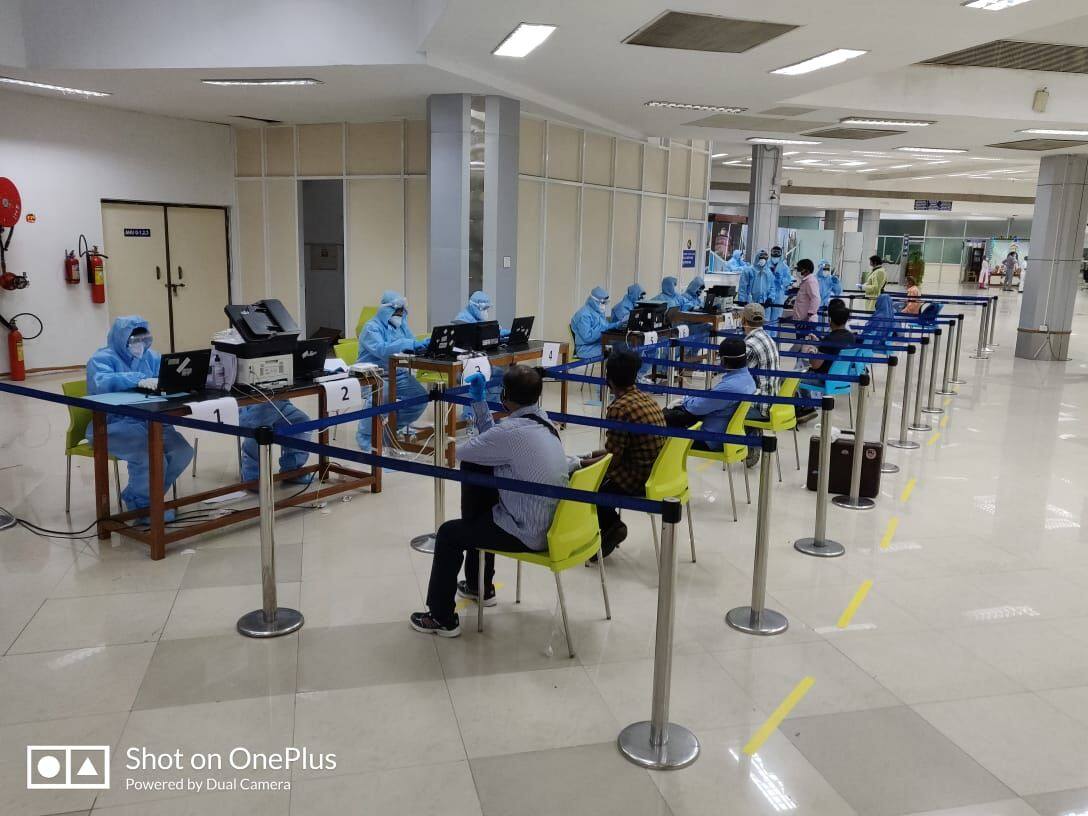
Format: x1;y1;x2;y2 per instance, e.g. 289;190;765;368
138;378;158;390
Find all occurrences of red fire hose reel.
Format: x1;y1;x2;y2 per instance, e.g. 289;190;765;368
0;176;28;291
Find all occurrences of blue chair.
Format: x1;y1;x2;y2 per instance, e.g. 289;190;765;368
798;356;857;427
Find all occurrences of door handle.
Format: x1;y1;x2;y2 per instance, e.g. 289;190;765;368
155;266;161;280
166;282;187;294
177;266;183;280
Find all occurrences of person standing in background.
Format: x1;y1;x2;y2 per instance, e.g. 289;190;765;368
767;246;792;324
791;259;820;326
863;255;887;310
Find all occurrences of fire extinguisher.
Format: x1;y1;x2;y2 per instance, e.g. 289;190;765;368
0;313;39;381
78;234;107;303
64;250;80;284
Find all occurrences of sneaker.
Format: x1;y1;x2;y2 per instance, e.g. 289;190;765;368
796;408;818;424
589;521;627;563
745;449;761;469
409;611;461;637
457;580;498;607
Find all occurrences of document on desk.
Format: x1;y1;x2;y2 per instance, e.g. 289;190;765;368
461;356;492;384
85;391;168;406
185;396;240;427
323;377;364;413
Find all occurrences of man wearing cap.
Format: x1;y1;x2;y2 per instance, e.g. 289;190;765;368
740;303;780;467
663;338;755;451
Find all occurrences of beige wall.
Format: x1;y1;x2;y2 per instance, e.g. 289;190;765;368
516;116;711;340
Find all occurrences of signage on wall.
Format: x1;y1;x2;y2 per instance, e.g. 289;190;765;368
123;228;152;238
913;200;952;212
681;249;697;268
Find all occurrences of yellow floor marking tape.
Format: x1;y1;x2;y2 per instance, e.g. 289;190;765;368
939;416;949;429
880;517;900;550
695;460;714;473
899;478;917;503
943;397;952;407
927;432;941;447
743;676;816;755
837;580;873;629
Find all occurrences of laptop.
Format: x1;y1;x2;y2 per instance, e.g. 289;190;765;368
629;301;667;332
294;338;331;380
500;316;534;349
424;324;461;359
141;348;211;395
471;320;501;352
702;285;736;314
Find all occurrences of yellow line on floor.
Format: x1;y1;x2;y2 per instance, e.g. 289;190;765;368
880;517;900;550
899;478;917;503
455;582;505;611
743;676;816;755
927;432;941;447
943;397;952;407
837;580;873;629
695;460;713;473
939;416;949;429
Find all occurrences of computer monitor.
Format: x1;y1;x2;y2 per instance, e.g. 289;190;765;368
504;316;534;347
629;301;667;332
471;321;501;351
703;285;737;314
294;338;331;379
425;324;460;358
148;348;212;395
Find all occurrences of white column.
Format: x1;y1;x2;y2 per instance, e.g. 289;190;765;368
746;145;781;259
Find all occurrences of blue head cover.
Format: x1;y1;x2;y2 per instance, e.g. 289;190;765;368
731;250;743;263
872;293;895;321
661;277;678;296
467;290;492;321
754;249;769;267
685;276;705;297
590;286;609;302
625;283;644;303
817;259;831;276
107;315;152;363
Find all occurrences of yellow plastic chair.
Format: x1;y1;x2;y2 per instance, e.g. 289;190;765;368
333;338;358;365
61;380;122;514
687;400;753;522
744;377;801;482
476;454;612;658
354;306;379;338
413;333;446;385
645;428;697;564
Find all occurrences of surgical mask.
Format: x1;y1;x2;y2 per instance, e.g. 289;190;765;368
388;315;403;328
771;253;781;260
477;305;490;316
128;335;151;357
756;259;767;268
594;298;607;313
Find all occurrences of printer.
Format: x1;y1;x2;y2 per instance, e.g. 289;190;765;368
215;299;300;389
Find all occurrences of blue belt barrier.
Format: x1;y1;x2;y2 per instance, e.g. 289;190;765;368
278;392;432;436
545;370;823;406
676;338;891;364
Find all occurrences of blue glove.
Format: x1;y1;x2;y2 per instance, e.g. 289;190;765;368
466;372;488;402
414;338;430;353
607;319;624;330
500;328;511;340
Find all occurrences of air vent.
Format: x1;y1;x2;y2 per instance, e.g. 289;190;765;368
233;114;284;124
988;138;1088;151
760;106;819;117
922;40;1088;75
687;114;834;132
623;11;798;54
802;127;906;140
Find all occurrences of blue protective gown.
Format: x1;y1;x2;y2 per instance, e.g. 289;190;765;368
355;296;427;450
652;277;685;309
860;293;897;347
738;258;777;311
571;295;620;360
85;316;194;513
816;261;842;307
678;276;705;311
451;291;504;409
610;283;645;325
768;258;793;324
724;250;748;273
239;401;311;482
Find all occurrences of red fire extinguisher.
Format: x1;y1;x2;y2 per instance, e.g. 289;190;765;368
64;250;80;284
1;313;41;381
78;234;107;303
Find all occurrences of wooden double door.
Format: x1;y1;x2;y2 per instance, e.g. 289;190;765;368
101;202;231;352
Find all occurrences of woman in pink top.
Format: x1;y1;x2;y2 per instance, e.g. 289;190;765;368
902;276;922;315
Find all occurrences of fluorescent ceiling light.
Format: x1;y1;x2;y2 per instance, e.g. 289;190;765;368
856;168;879;172
747;137;821;145
911;176;934;180
711;152;728;157
805;151;839;155
782;151;801;156
896;146;967;154
925;160;951;165
645;101;747;113
888;164;914;169
492;23;556;57
202;78;322;86
772;48;867;76
0;76;111;97
1019;128;1088;136
963;0;1033;9
969;157;1006;161
841;117;934;127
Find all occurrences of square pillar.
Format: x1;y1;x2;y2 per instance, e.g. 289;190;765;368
746;145;781;259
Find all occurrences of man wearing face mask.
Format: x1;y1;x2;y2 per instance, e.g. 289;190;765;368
86;316;194;518
453;290;504;412
652;276;685;309
768;246;792;324
816;259;842;307
355;290;430;450
610;283;645;325
738;249;776;316
678;276;706;311
571;286;622;360
724;249;748;273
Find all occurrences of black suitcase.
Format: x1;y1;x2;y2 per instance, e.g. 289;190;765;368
806;436;883;498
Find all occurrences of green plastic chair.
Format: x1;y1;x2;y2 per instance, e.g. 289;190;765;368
476;454;612;658
61;380;122;514
745;377;802;481
333;338;358;365
688;400;753;522
354;306;379;339
645;426;697;563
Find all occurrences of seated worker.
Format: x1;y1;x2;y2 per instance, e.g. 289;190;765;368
86;316;194;519
571;286;622;359
677;276;706;311
452;290;504;410
663;338;755;451
355;290;429;450
790;259;821;326
610;283;645;325
410;365;568;637
901;275;922;315
576;347;665;561
816;259;842;307
738;249;776;315
724;249;749;273
652;276;685;309
239;401;312;485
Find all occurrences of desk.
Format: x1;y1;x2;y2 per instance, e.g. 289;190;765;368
388;340;570;466
91;374;383;560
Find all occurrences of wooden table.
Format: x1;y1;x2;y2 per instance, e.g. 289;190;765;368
388;340;570;466
91;374;383;560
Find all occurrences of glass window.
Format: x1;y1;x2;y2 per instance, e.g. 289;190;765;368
927;219;967;238
965;220;1007;239
942;239;965;264
922;239;945;263
881;236;904;261
1010;218;1032;239
879;219;918;236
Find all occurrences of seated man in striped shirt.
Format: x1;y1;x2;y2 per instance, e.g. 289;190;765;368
411;365;569;638
740;303;780;467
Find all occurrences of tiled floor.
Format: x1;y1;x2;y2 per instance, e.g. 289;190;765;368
2;287;1088;814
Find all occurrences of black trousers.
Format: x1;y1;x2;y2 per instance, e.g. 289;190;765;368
596;477;639;533
663;406;713;452
425;462;533;622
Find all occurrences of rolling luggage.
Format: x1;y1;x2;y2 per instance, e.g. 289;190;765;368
806;435;882;498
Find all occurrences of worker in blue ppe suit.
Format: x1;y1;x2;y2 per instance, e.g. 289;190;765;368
85;316;194;519
678;276;706;311
610;283;645;325
239;401;312;484
738;250;776;315
860;293;897;348
652;277;685;309
724;249;748;273
355;291;429;450
452;290;504;415
816;259;842;307
571;286;622;360
767;246;792;324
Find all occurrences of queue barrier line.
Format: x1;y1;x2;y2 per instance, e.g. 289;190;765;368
277;392;432;436
837;580;874;629
713;329;918;354
843;291;992;303
677;339;894;365
545;370;825;407
628;355;866;384
742;676;816;756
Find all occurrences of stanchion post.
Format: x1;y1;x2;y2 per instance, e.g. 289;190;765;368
878;354;899;473
909;337;932;431
971;301;991;359
950;314;966;385
618;497;700;770
410;385;447;554
888;344;920;449
237;426;304;638
832;373;875;511
935;321;957;396
795;397;845;557
921;328;944;415
727;437;789;633
986;295;998;350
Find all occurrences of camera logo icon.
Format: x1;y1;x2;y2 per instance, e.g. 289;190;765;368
27;746;110;790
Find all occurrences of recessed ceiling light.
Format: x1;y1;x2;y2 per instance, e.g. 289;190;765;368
841;117;934;127
887;164;914;169
782;151;801;156
202;78;322;86
856;168;880;172
771;49;867;76
911;176;935;180
962;0;1033;10
925;160;952;165
1019;128;1088;137
0;76;111;97
896;146;967;154
645;101;747;113
492;23;557;57
747;137;822;145
711;152;728;157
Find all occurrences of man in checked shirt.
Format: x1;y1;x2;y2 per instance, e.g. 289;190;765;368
740;303;779;468
578;346;665;561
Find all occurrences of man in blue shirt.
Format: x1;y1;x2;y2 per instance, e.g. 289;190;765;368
663;338;755;451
